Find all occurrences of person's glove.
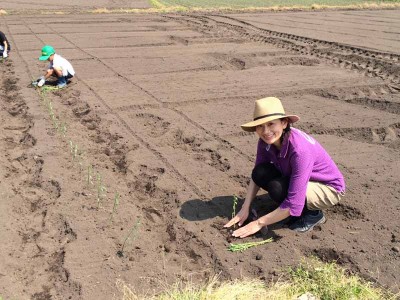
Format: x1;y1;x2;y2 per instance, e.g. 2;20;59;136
2;51;7;58
37;76;45;87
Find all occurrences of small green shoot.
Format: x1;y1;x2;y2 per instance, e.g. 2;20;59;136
58;121;67;137
73;144;78;161
228;238;273;252
69;140;74;157
109;192;120;222
232;195;238;229
96;172;107;207
117;218;141;257
77;151;85;171
87;164;94;185
68;140;80;161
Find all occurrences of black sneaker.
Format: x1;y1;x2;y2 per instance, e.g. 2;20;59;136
289;210;326;233
278;215;300;227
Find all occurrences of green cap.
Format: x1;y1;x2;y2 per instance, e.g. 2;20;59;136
39;45;55;61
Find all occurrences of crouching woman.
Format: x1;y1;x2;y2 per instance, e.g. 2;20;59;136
224;97;345;238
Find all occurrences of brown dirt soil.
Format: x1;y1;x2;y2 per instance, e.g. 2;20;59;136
0;10;400;300
0;0;151;12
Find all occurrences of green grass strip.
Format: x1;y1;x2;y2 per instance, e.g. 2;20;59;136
118;257;398;299
155;0;400;8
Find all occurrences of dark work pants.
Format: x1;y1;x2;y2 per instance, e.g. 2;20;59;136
251;163;310;215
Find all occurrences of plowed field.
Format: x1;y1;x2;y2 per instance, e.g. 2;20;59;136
0;9;399;299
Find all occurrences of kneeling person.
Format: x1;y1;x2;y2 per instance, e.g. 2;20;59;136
224;97;345;237
0;31;10;58
37;45;75;88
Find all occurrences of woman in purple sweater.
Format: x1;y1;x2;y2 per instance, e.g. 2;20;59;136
224;97;345;238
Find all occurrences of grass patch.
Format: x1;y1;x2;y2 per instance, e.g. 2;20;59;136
91;8;112;14
117;257;398;300
143;0;400;12
84;0;400;14
153;0;400;9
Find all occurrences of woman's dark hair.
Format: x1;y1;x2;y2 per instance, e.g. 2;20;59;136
280;118;291;143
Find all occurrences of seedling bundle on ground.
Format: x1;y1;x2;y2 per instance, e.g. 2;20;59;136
228;238;274;252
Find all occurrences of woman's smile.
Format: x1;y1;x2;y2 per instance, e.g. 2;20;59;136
255;119;288;149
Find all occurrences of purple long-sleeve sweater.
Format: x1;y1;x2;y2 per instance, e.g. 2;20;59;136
255;128;345;216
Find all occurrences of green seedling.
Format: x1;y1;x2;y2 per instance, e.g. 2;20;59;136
96;173;107;207
58;121;67;137
109;192;120;222
232;195;238;229
76;151;85;171
73;144;79;161
87;164;94;186
117;218;141;257
47;100;53;114
228;238;273;252
68;140;80;162
46;101;60;130
69;140;75;157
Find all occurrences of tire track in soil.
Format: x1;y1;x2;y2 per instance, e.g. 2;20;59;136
167;14;400;83
30;17;234;278
244;17;400;44
0;56;81;298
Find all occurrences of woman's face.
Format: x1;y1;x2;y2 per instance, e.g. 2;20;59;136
255;118;288;148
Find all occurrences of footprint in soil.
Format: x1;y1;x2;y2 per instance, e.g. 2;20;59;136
134;113;170;137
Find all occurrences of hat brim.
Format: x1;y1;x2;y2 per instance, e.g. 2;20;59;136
39;55;51;61
241;115;300;132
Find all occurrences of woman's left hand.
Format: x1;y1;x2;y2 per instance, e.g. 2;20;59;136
232;220;263;238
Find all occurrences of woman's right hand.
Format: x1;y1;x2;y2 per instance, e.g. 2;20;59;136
223;207;249;228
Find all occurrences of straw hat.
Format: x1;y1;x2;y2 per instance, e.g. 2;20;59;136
241;97;299;132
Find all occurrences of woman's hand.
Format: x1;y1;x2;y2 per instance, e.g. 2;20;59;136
224;207;249;228
232;220;263;238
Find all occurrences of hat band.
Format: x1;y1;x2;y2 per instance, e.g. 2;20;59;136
254;113;286;121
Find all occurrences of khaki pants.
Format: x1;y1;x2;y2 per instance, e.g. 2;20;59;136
306;182;343;210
